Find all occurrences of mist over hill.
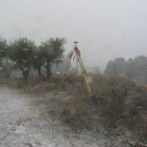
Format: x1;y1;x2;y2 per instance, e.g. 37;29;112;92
105;55;147;85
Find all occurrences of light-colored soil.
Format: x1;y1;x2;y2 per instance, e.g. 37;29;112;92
0;85;127;147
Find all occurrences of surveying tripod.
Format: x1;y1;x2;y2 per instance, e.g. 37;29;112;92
58;42;91;94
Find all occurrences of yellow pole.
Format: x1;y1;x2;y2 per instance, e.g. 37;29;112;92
78;56;91;93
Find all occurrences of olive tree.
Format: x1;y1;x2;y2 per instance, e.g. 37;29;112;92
0;38;13;77
8;38;35;79
0;38;7;67
33;48;45;77
36;38;65;77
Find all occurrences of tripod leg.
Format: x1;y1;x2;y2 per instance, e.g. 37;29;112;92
57;51;74;94
78;56;91;93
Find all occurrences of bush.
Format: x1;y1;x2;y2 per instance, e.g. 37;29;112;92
91;74;128;121
59;73;129;129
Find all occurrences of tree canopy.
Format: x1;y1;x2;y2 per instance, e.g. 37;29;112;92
0;38;7;66
8;38;35;79
37;38;65;77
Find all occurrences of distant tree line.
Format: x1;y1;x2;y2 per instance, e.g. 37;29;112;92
0;37;65;79
105;56;147;85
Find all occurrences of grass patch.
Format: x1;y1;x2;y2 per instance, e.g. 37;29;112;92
1;74;146;142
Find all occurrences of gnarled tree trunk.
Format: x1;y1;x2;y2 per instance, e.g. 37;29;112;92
20;66;30;79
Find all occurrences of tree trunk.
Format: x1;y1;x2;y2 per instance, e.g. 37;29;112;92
22;70;29;79
20;66;29;79
47;66;51;77
46;65;51;78
37;66;42;77
46;60;52;78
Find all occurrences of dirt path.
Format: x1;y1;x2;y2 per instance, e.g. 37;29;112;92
0;86;109;147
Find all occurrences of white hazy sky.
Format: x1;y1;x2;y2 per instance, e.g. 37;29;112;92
0;0;147;69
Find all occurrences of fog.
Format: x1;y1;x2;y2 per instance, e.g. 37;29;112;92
0;0;147;69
